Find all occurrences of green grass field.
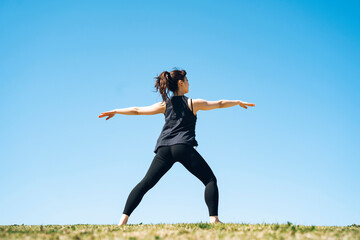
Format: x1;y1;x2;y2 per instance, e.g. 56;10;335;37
1;222;359;240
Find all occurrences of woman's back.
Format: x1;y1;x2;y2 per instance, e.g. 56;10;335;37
154;95;198;153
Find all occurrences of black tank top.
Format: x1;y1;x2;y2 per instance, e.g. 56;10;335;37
154;95;198;153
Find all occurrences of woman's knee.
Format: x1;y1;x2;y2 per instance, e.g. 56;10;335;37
134;179;153;194
205;175;217;186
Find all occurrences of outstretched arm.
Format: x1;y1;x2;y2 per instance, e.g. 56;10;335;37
98;107;136;120
220;100;255;109
99;102;165;120
219;100;242;108
195;99;255;112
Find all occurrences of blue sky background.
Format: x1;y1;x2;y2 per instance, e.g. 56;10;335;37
0;0;359;226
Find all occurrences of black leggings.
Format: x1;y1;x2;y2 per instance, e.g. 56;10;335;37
123;144;219;217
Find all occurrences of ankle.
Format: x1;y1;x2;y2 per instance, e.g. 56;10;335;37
118;214;129;225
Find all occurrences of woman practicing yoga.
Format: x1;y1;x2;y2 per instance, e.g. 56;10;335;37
98;69;255;225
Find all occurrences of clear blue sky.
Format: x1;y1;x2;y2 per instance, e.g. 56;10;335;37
1;0;359;226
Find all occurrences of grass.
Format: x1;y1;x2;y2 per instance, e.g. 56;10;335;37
1;222;359;239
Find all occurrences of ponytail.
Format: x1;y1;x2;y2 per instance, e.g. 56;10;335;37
154;68;186;103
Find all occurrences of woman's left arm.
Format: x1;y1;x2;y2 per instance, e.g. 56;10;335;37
114;107;138;115
98;107;137;120
99;102;165;120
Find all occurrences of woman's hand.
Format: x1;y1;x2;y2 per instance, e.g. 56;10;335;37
98;110;117;120
239;101;255;109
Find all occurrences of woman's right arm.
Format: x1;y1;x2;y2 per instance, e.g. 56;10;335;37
194;99;255;112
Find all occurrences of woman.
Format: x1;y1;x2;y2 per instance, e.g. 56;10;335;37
98;69;255;225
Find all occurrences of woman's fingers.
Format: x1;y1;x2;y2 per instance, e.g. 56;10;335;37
239;102;256;109
101;112;115;120
242;103;255;107
99;112;113;118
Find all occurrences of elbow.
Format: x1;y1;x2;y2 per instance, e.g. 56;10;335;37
218;100;224;108
133;107;140;115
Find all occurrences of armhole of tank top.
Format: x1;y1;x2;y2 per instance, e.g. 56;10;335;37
190;98;194;114
164;99;169;115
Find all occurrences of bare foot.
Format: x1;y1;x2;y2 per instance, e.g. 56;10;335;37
118;214;129;226
210;216;223;224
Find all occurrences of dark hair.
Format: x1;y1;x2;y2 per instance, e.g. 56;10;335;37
154;68;187;103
